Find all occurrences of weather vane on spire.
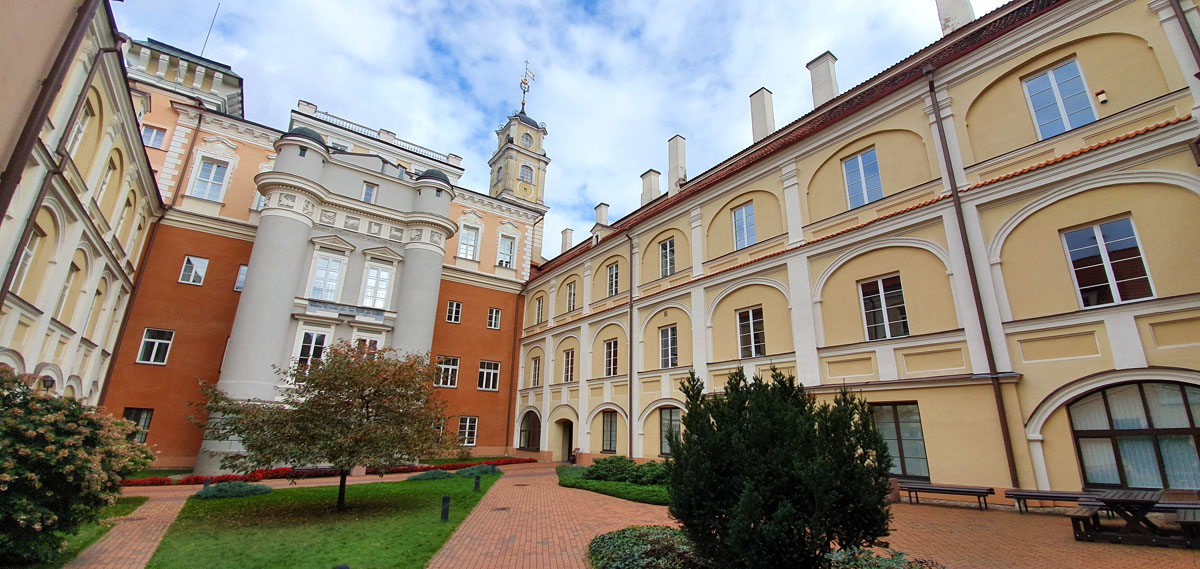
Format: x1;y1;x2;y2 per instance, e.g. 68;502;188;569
520;61;535;112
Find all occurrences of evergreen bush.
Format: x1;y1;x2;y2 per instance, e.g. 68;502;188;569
826;548;945;569
408;469;455;481
584;456;667;485
668;368;893;569
455;464;501;477
193;481;272;500
588;525;710;569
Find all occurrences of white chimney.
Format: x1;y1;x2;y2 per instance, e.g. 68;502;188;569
595;203;610;226
561;228;574;253
668;135;686;196
640;169;662;206
296;100;318;115
806;51;839;108
749;87;776;143
935;0;975;36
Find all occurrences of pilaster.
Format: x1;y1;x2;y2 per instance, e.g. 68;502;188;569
781;161;806;245
689;207;704;278
923;90;968;193
785;257;821;385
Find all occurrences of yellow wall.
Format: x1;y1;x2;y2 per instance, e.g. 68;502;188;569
1007;323;1114;419
555;335;581;383
703;173;785;261
709;283;792;362
589;407;628;456
555;273;584;315
591;323;628;377
639;220;691;284
642;306;693;370
524;346;544;388
806;128;934;223
591;253;629;302
1137;310;1200;369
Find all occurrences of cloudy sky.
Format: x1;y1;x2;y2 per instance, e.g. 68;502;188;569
111;0;1007;260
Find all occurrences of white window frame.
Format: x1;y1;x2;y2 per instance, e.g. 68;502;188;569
458;416;478;446
1061;217;1155;309
563;349;575;383
859;274;910;341
565;281;576;312
54;263;79;321
141;125;166;149
361;182;378;204
518;164;534;183
96;160;116;197
531;356;541;387
487;307;502;329
307;253;347;301
178;255;209;286
607;263;619;297
360;263;394;309
188;157;230;202
295;328;330;365
458;225;480;260
67;102;94;156
234;265;248;291
660;238;676;278
535;297;543;323
604;338;619;377
732;202;757;250
843;148;884;209
478;360;501;391
13;230;42;294
446;300;462;323
737;306;766;358
135;328;174;365
497;235;516;268
436;356;460;388
1022;59;1098;141
253;194;268;211
659;325;678;369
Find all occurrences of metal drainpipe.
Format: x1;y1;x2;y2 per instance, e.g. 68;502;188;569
924;66;1021;489
0;0;101;231
0;43;122;309
626;231;635;459
1168;0;1200;80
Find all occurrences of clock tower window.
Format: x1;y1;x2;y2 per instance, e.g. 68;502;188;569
519;165;534;183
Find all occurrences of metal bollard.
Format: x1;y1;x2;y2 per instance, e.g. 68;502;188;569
335;565;350;569
441;494;450;522
474;475;481;492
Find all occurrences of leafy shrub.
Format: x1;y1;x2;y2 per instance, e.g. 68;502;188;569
366;457;536;476
409;469;455;481
669;369;893;569
589;526;710;569
558;466;670;505
585;456;668;485
633;460;668;485
0;367;154;563
193;481;272;500
456;464;501;477
826;548;945;569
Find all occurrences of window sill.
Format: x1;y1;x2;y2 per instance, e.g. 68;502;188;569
177;280;204;286
477;388;500;392
487;326;500;330
659;454;673;458
435;385;458;389
134;360;168;366
600;450;616;454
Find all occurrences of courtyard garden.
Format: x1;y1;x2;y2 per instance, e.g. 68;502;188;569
0;497;148;569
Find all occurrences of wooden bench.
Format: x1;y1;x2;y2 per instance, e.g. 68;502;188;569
898;482;995;510
1067;506;1101;541
1004;489;1091;514
1179;509;1200;547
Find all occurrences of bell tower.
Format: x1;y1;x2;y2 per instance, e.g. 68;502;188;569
488;65;550;205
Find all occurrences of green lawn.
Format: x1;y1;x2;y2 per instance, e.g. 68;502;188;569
124;469;192;479
1;497;149;569
556;466;670;505
420;455;508;465
145;475;500;569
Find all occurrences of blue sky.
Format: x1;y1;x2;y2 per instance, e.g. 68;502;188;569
111;0;1007;260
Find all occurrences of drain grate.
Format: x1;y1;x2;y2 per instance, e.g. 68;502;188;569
513;483;531;487
492;507;510;511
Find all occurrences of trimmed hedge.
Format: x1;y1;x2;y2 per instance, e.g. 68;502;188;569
589;526;709;569
558;466;670;505
193;481;272;500
120;457;537;486
368;457;536;475
408;470;456;481
585;456;667;485
456;464;502;477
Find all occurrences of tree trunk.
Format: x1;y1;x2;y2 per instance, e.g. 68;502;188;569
337;469;348;511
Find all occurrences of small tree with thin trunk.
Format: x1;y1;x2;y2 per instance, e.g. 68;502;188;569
199;341;452;511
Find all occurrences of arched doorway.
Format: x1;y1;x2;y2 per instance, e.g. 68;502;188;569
556;419;574;462
519;411;541;452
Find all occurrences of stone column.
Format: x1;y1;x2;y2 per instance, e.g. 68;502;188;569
391;232;445;354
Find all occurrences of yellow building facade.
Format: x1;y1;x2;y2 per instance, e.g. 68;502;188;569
515;0;1200;496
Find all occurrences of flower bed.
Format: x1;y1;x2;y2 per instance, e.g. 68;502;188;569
121;458;537;486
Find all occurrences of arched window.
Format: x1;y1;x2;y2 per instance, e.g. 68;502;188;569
1069;381;1200;489
519;165;533;183
519;412;541;451
62;385;76;399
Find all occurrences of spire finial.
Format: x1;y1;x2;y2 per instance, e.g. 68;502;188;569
520;61;535;112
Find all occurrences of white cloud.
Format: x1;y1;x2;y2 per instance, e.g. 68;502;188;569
111;0;1009;259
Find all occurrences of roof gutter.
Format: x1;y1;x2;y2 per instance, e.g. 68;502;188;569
925;66;1020;488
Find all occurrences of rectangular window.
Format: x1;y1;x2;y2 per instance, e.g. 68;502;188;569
362;182;377;204
531;356;541;387
860;275;909;341
362;265;393;309
253;194;267;211
458;416;478;446
122;408;154;443
446;300;462;323
355;337;380;358
660;238;675;277
607;263;619;297
67;103;94;155
737;307;765;358
1062;217;1153;308
487;308;501;329
13;230;42;294
535;297;543;323
233;265;248;291
136;328;174;365
298;331;328;365
563;349;575;383
843;148;883;209
178;256;209;286
871;403;930;479
566;281;576;312
498;236;516;268
458;226;479;259
1023;59;1097;140
54;264;79;320
604;339;619;377
436;356;459;388
732;202;757;250
310;255;343;301
141;125;166;149
602;411;618;453
661;407;681;456
659;325;678;369
478;361;501;391
189;158;229;202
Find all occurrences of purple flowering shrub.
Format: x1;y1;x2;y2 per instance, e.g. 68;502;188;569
0;366;153;563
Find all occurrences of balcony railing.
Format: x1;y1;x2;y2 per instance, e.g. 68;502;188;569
313;111;449;163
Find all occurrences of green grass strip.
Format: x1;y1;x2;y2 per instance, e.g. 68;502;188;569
556;466;670;506
1;497;150;569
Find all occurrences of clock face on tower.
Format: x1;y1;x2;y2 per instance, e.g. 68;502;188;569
521;133;533;148
517;183;533;199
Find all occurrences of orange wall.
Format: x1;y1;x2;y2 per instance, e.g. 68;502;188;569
430;279;524;454
101;224;252;468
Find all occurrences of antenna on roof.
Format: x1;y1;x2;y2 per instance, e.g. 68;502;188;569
201;2;221;57
520;61;535;112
